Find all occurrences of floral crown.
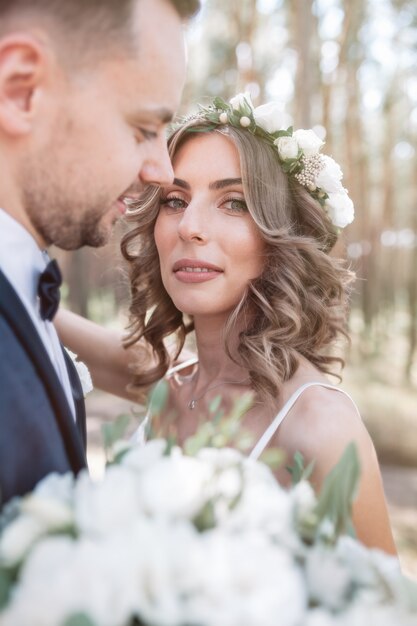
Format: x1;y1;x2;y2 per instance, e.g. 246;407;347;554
185;93;354;230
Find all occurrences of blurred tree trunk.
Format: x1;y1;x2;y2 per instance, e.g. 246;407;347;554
65;249;89;318
405;153;417;382
233;0;260;94
379;86;398;320
337;1;376;337
290;0;314;128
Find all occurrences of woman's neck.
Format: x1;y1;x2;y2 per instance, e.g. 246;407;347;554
192;315;247;382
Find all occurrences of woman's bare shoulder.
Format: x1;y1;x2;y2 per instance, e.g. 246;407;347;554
277;383;372;471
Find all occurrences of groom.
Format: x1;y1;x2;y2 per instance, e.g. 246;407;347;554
0;0;199;505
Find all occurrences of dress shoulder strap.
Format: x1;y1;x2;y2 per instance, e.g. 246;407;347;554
167;357;199;378
249;382;360;461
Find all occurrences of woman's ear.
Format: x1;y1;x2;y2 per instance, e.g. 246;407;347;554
0;34;46;136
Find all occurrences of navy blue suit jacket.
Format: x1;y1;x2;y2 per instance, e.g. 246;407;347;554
0;269;87;506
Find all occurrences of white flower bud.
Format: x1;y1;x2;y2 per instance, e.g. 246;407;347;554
293;129;324;157
254;102;286;134
240;116;251;127
229;92;253;111
274;136;299;161
219;112;228;124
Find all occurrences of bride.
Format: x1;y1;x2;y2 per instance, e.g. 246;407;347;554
57;95;396;555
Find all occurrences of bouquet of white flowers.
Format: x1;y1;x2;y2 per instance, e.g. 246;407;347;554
0;416;416;626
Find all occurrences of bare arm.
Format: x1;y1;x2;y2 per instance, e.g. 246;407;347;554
55;309;151;401
279;388;397;555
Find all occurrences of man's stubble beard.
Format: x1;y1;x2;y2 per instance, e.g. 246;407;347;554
20;150;114;251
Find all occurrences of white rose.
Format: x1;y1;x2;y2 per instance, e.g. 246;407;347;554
137;455;211;519
122;438;173;472
65;348;93;396
74;466;141;537
315;155;344;194
22;495;73;531
293;128;324;157
254;102;285;134
274;135;299;161
325;193;355;229
229;92;253;112
0;515;44;566
197;447;244;469
187;531;306;626
2;534;142;626
33;471;74;503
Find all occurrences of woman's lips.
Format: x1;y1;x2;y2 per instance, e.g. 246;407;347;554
173;259;223;283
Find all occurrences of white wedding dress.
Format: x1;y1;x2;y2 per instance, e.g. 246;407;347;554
132;357;360;459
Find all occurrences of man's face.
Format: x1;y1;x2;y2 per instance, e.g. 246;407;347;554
21;0;186;250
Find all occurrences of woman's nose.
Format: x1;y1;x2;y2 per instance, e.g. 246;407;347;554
177;203;208;243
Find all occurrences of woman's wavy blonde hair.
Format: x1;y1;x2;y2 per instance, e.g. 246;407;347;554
121;116;354;403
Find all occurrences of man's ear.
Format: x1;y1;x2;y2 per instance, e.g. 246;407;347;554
0;34;46;136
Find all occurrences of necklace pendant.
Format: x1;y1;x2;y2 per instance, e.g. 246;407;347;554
188;399;197;410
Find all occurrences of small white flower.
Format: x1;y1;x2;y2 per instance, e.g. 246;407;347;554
0;515;45;567
325;192;355;229
254;102;286;134
315;155;344;194
293;128;324;157
239;116;251;127
305;545;351;611
291;480;317;521
219;112;228;124
65;348;93;396
229;91;253;111
274;135;299;161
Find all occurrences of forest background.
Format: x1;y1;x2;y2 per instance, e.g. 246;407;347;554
56;0;417;575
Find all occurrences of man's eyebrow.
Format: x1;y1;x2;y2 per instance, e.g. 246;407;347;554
131;108;174;124
208;178;243;190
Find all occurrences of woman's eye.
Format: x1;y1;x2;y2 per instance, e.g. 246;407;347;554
223;198;248;213
160;196;187;212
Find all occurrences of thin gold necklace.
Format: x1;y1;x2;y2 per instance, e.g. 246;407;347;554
187;371;250;410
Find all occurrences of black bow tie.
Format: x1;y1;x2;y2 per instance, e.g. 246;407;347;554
38;259;62;321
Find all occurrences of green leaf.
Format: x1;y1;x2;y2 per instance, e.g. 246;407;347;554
184;422;214;456
208;395;222;415
286;451;315;485
259;447;285;471
315;442;361;538
102;413;131;452
0;568;13;610
212;97;229;111
148;380;169;417
193;500;216;532
62;613;97;626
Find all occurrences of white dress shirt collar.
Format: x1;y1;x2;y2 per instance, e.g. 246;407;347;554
0;208;49;310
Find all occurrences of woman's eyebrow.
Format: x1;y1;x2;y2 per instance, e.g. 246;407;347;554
170;177;243;191
172;178;190;189
208;178;243;190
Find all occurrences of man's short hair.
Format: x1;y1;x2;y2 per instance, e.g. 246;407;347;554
0;0;200;64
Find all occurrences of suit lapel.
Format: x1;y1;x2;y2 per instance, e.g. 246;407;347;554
62;347;87;451
0;270;87;474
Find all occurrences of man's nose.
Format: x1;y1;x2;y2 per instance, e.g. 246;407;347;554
139;136;174;187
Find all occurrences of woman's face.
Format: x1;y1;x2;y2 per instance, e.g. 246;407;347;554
154;132;265;319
